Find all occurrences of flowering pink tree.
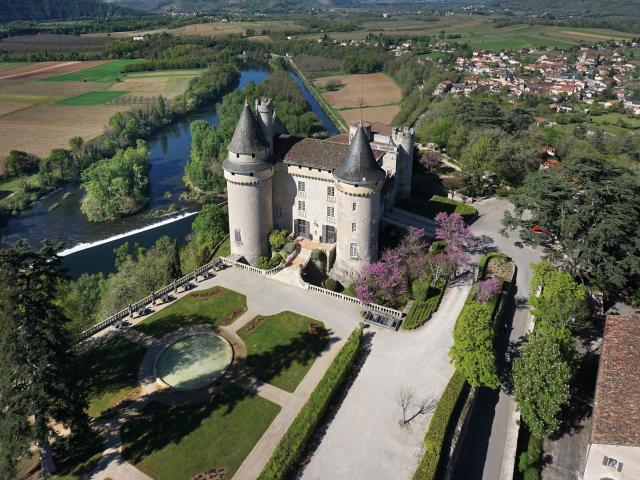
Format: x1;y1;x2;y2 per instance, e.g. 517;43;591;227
475;278;501;302
419;151;443;172
355;261;407;308
435;212;477;274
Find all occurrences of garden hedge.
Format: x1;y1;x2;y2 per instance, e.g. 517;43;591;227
478;251;511;280
258;326;363;480
403;281;447;330
422;195;478;222
412;370;468;480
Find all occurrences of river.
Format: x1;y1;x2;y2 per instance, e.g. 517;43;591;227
0;62;338;277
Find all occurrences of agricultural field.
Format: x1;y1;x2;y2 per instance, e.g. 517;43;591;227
0;60;203;160
296;15;633;50
172;19;305;38
314;72;401;125
0;33;110;52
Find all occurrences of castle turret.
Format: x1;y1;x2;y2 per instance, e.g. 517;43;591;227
222;101;274;265
392;126;414;199
255;97;275;156
332;125;386;279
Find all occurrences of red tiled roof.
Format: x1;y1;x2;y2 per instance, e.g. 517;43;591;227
591;314;640;446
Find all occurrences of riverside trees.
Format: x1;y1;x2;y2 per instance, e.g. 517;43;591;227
80;140;150;222
0;241;89;478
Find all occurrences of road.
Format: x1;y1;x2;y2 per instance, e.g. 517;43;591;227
452;198;542;480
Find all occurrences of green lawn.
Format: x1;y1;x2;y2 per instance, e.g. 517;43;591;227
121;386;280;480
238;311;329;392
135;286;247;338
0;62;27;73
0;174;37;195
45;59;139;82
78;336;147;418
56;90;127;106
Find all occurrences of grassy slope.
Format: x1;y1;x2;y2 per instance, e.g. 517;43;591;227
121;386;280;480
78;335;147;418
134;286;247;338
238;311;328;392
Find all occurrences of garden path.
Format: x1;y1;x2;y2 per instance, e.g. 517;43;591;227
302;277;473;480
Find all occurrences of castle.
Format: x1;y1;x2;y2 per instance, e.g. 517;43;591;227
222;97;414;278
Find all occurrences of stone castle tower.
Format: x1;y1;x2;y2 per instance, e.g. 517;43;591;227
222;101;274;265
392;126;414;199
332;125;386;276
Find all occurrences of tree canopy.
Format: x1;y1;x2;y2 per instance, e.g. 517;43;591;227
80;140;150;222
0;241;88;477
503;157;640;296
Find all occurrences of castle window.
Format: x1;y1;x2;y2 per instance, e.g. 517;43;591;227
251;153;255;158
349;242;359;259
327;186;335;197
234;228;242;243
298;200;306;212
352;202;357;211
327;206;334;218
352;222;357;232
275;206;283;218
298;181;305;191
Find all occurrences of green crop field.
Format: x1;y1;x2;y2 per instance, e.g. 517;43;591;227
56;90;128;106
45;59;140;83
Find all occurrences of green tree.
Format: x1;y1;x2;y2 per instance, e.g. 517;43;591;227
0;241;89;477
503;157;640;295
513;330;573;439
449;301;500;389
269;228;288;250
57;273;107;338
80;140;150;222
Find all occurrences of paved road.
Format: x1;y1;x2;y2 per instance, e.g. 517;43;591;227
303;280;473;480
452;198;542;480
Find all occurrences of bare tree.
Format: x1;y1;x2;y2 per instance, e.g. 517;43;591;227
396;384;438;427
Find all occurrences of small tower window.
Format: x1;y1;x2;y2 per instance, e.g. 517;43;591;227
349;242;359;259
275;206;283;218
327;186;335;197
298;181;305;192
352;222;357;232
298;200;306;212
234;228;242;243
352;202;357;211
327;206;335;218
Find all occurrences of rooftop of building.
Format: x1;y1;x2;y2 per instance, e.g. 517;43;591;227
279;136;384;172
591;314;640;447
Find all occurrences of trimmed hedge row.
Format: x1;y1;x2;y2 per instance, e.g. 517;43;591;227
403;281;447;330
413;370;468;480
258;326;363;480
421;195;478;222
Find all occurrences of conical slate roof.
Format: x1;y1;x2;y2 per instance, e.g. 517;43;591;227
333;125;385;185
227;102;268;155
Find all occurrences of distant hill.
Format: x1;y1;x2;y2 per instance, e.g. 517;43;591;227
1;0;144;22
496;0;640;19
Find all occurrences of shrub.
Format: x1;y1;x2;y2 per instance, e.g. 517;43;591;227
256;253;282;270
413;371;467;480
449;301;500;388
478;252;510;280
429;240;446;254
324;278;337;291
269;229;288;250
421;195;478;222
283;242;296;255
412;278;431;301
403;281;446;330
259;327;363;480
